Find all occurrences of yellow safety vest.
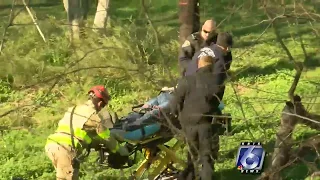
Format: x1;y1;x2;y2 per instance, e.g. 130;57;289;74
46;102;97;150
46;101;117;153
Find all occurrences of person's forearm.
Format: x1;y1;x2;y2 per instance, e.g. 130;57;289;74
146;97;158;106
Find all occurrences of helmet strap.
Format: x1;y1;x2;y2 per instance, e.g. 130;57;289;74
88;92;95;99
88;92;101;111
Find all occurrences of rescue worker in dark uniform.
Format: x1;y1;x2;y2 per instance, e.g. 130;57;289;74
181;32;233;175
179;19;218;76
171;56;221;180
185;32;233;101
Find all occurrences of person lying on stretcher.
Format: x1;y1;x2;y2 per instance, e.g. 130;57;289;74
122;86;175;129
110;87;225;141
125;86;225;129
110;87;177;142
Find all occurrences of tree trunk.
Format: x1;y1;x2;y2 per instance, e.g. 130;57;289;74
93;0;110;33
63;0;89;41
178;0;200;44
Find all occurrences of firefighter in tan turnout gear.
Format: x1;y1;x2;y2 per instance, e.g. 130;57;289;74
45;85;129;180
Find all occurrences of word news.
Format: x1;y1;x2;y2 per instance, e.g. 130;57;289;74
236;142;266;174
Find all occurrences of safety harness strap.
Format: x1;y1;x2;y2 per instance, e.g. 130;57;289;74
70;106;77;151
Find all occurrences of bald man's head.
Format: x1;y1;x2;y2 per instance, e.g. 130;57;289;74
201;19;217;40
203;20;216;30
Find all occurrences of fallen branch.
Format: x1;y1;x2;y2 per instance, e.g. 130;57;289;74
22;0;46;42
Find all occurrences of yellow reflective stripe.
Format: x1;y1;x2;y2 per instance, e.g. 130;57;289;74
46;134;80;148
96;129;118;153
55;125;92;144
97;129;110;139
111;142;120;153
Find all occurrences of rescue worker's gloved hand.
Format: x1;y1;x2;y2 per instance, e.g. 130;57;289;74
118;145;130;156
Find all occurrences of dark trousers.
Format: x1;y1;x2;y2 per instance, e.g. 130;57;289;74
179;122;214;180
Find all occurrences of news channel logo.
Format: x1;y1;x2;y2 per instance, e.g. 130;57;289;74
235;142;266;174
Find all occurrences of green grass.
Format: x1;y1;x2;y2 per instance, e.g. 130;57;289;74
0;0;320;179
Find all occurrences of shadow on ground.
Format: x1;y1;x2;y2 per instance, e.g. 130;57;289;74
232;52;320;81
232;58;295;80
109;0;319;53
234;25;316;49
230;119;280;135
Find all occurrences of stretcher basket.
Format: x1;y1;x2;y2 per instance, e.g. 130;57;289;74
96;104;182;171
97;104;232;179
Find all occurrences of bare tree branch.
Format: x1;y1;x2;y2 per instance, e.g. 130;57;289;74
0;0;17;53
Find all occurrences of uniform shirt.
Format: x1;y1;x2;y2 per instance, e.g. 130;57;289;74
185;44;232;100
185;44;229;76
170;65;221;125
77;101;119;152
178;32;202;70
179;32;218;76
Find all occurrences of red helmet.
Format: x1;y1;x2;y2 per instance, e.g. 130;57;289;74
88;85;111;103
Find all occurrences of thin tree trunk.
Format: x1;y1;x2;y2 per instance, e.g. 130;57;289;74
178;0;200;44
63;0;89;41
93;0;110;33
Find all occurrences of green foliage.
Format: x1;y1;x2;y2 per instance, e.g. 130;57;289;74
0;130;54;180
0;79;12;102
